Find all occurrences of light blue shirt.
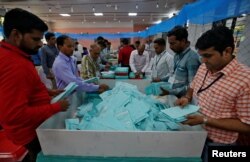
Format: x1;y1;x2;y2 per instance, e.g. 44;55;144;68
52;52;99;92
168;47;201;97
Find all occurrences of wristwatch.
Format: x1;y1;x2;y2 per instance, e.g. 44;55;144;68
203;116;208;124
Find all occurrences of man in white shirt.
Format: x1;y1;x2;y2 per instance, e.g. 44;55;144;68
151;38;174;82
129;44;149;77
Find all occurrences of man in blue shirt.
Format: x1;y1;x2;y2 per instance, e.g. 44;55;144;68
52;35;109;93
40;32;58;88
162;26;201;98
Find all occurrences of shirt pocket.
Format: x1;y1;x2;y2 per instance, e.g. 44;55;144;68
175;66;187;81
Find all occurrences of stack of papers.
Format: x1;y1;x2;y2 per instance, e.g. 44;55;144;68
161;105;199;122
129;72;143;79
101;71;115;79
145;82;172;96
84;77;99;83
115;67;129;73
51;82;78;103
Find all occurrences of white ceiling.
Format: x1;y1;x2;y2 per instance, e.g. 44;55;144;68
0;0;195;27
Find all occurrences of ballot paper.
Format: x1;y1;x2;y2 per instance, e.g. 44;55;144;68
161;105;199;122
145;82;172;96
51;82;78;103
84;77;99;83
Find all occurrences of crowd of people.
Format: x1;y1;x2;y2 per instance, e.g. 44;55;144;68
0;8;249;162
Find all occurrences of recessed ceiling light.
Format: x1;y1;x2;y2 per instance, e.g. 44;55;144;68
242;13;247;17
154;20;162;24
94;13;103;16
60;14;71;17
128;13;137;16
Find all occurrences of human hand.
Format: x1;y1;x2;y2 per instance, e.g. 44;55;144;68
98;84;109;93
105;63;111;70
182;114;205;126
46;73;54;80
160;87;169;96
152;78;161;82
175;97;189;107
135;72;140;78
48;89;65;97
58;99;70;111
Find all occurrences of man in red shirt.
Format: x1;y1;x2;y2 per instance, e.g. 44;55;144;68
118;38;134;70
0;8;69;162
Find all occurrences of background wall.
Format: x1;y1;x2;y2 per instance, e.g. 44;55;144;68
52;22;151;50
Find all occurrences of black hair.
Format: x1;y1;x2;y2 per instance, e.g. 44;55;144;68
195;26;235;54
97;40;107;48
121;38;129;45
96;36;104;41
135;40;140;45
167;25;188;41
56;35;70;47
3;8;48;38
45;32;55;40
153;38;166;46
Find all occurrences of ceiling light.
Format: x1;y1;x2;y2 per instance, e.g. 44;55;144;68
154;20;162;24
71;6;74;13
94;13;103;16
128;13;137;16
241;13;247;17
115;4;118;10
156;3;159;8
106;3;111;8
49;7;52;12
60;14;71;17
164;1;168;8
92;7;95;12
136;4;138;9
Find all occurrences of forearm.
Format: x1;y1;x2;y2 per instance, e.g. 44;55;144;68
206;117;250;134
184;88;193;101
168;85;187;96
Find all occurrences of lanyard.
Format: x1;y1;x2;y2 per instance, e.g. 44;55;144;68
155;51;165;68
174;48;190;71
197;70;224;94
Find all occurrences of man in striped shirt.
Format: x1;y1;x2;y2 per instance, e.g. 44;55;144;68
175;26;250;162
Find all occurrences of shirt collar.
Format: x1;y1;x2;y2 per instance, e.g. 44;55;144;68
59;52;72;62
177;47;190;57
219;58;237;76
208;58;237;76
157;50;166;57
0;41;32;61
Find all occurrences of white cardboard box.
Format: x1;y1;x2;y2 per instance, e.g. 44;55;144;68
37;80;207;157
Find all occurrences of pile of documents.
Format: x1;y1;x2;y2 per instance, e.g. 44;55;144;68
161;105;199;122
65;82;191;131
101;71;115;79
145;82;172;96
115;67;129;79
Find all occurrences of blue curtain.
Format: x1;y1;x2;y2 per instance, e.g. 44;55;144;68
0;0;249;39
